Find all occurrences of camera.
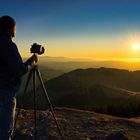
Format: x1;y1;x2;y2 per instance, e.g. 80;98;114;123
30;43;45;55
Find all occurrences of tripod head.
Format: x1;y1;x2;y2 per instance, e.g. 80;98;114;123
31;53;38;65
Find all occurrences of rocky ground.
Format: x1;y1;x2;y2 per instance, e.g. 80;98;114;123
13;107;140;140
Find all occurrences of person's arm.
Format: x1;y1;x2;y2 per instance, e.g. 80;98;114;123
24;54;38;70
0;39;35;77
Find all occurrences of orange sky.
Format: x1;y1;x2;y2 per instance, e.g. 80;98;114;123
17;34;140;62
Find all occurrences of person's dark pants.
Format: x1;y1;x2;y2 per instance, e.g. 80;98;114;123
0;89;16;140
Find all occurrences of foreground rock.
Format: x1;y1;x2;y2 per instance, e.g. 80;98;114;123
13;107;140;140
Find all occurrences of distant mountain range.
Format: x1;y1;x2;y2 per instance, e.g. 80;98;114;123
39;56;92;62
24;56;140;71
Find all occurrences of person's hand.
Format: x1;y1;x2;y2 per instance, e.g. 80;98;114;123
26;54;38;67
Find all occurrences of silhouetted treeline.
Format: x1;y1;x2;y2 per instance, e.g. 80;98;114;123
92;99;140;118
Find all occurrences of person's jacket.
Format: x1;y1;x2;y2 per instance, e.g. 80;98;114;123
0;34;31;91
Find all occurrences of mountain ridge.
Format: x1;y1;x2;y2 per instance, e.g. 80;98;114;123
17;67;140;117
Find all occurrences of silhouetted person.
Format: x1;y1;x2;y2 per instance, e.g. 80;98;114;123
0;16;37;140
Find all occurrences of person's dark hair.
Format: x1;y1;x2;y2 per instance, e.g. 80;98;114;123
0;16;16;35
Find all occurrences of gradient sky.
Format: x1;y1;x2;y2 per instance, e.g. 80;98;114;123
1;0;140;60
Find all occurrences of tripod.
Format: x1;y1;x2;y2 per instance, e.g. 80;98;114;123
12;64;64;140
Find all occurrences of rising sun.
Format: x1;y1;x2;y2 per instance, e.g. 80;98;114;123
132;42;140;51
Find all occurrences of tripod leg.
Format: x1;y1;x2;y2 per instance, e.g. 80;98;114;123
33;67;37;140
12;69;33;139
20;69;33;108
35;67;64;140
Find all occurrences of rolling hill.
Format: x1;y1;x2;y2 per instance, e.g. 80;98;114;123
17;67;140;117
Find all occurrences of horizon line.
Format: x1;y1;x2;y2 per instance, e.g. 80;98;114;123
22;55;140;62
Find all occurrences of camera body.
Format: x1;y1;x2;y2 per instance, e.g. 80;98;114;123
30;43;45;55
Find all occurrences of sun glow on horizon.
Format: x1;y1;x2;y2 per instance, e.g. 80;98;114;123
132;42;140;51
